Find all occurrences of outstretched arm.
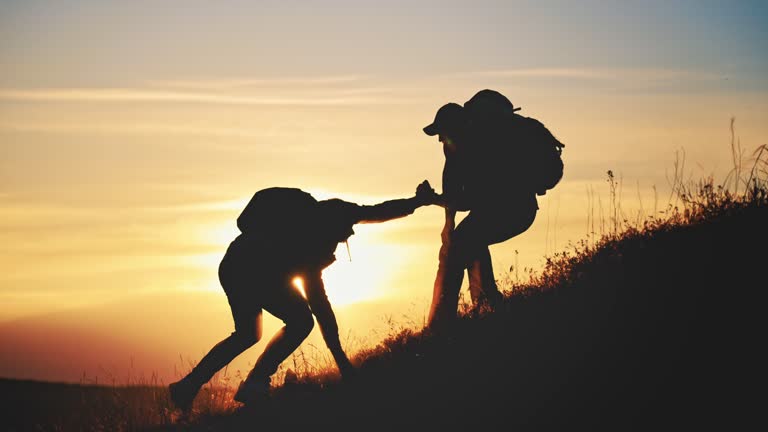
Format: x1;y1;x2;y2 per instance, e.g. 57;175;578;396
356;180;438;223
302;271;356;378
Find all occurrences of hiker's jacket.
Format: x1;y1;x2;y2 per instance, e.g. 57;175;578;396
297;196;423;272
442;123;539;213
219;195;422;343
223;196;422;277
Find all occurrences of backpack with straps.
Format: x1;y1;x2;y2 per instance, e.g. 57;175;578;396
464;90;565;196
236;187;319;239
235;188;355;270
509;114;565;196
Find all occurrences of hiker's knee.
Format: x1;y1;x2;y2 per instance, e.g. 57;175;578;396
446;231;482;266
232;312;263;346
230;329;259;349
289;310;315;338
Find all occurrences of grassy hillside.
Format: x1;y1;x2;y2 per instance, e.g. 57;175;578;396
145;172;767;430
5;147;766;431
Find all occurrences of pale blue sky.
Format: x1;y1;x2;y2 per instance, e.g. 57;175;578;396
1;0;766;88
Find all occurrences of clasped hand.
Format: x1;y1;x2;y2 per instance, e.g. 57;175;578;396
415;180;439;205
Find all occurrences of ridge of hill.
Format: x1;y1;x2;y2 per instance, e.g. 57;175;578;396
154;196;767;430
4;182;765;431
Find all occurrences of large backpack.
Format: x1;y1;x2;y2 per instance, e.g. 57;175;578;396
236;187;319;239
508;114;565;196
464;90;565;197
467;111;565;197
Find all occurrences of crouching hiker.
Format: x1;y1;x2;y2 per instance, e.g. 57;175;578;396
169;181;438;410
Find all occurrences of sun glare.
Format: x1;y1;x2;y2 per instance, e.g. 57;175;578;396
318;242;402;306
292;276;307;298
289;242;406;307
289;256;385;307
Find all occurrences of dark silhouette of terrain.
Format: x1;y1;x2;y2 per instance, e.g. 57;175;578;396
147;191;767;430
3;180;766;431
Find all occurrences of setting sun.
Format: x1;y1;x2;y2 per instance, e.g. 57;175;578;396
290;239;407;307
1;2;766;430
319;246;390;306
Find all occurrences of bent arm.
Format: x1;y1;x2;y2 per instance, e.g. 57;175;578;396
441;159;471;211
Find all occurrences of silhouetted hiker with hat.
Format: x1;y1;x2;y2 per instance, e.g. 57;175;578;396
424;89;564;331
169;181;437;410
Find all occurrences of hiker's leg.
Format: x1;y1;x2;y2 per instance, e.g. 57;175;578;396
183;312;262;389
182;273;263;386
469;205;538;307
428;238;465;330
468;258;483;305
245;280;315;383
172;278;262;410
480;201;538;246
478;247;503;307
434;212;502;318
468;247;501;307
428;205;537;330
171;249;262;410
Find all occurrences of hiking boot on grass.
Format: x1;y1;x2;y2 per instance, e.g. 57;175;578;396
169;378;200;412
483;289;504;311
234;376;271;406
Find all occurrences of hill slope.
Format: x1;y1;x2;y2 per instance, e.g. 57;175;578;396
151;201;767;430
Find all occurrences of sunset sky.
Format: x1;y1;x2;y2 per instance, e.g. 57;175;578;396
1;0;766;383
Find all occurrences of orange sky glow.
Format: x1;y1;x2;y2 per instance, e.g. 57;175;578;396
1;0;766;384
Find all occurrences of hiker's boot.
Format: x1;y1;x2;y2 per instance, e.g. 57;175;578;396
169;377;200;412
485;289;504;310
234;375;271;406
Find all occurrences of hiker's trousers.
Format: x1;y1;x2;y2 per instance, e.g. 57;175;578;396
428;200;537;330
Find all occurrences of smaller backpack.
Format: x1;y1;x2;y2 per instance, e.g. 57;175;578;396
236;187;319;238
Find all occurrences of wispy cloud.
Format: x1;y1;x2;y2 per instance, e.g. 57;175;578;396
147;75;367;90
0;199;244;224
0;121;310;139
0;88;402;106
446;67;724;83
